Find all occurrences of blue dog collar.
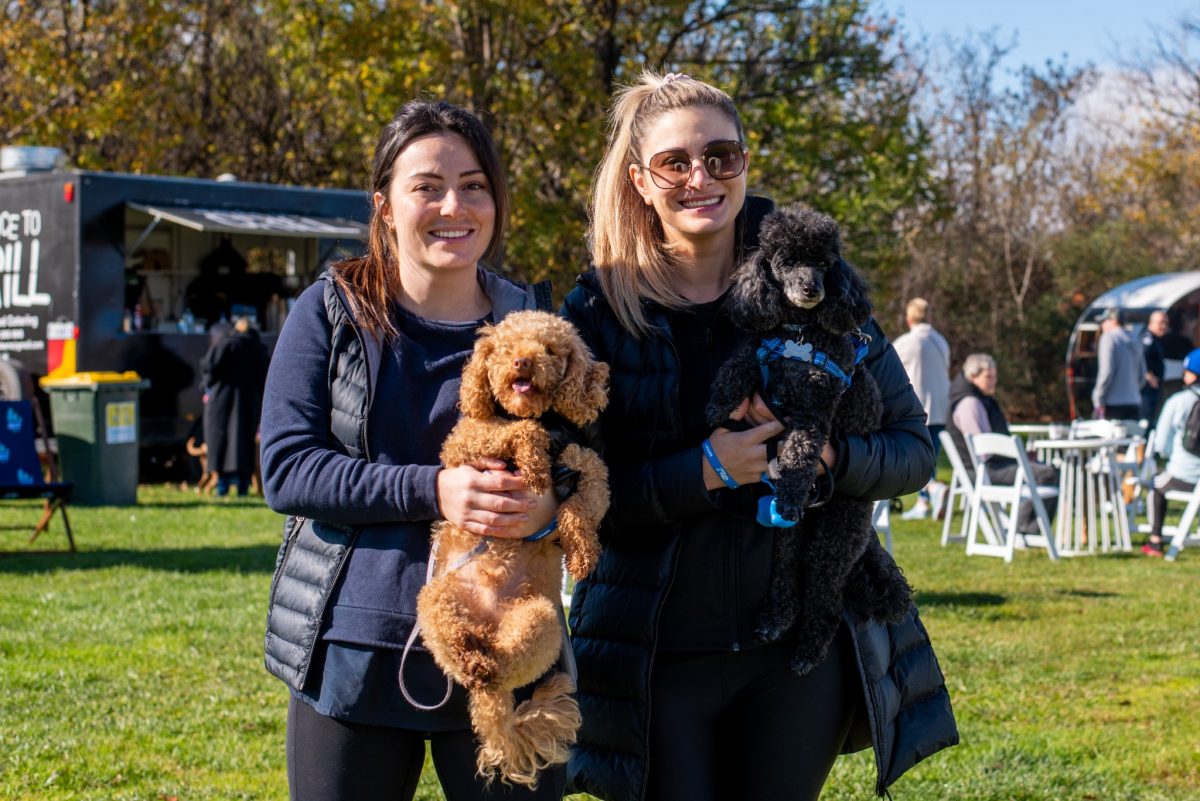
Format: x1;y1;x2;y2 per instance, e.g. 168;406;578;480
524;518;558;542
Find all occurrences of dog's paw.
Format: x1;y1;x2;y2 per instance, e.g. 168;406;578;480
789;657;818;677
460;650;500;689
754;619;788;644
774;498;805;523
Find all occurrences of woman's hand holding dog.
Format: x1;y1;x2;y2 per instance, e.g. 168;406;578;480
702;396;785;490
437;459;555;538
740;393;838;477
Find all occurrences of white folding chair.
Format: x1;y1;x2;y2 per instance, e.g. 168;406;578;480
939;430;1000;547
966;433;1060;562
1141;438;1200;561
1126;429;1158;533
872;499;892;553
1162;483;1200;561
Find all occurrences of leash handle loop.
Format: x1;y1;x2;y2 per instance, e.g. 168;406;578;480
398;547;457;711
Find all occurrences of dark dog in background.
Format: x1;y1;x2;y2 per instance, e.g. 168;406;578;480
707;204;912;675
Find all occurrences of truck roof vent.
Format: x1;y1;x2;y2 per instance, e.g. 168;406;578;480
0;146;64;173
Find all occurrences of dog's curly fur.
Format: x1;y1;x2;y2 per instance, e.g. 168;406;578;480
706;204;913;676
416;310;609;788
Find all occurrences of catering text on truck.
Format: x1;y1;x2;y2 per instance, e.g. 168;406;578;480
0;160;367;476
1065;271;1200;420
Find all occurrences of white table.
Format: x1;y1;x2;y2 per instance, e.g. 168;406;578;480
1030;437;1135;555
1010;423;1070;463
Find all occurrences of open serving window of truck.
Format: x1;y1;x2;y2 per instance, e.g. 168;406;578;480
1065;271;1200;420
0;158;367;477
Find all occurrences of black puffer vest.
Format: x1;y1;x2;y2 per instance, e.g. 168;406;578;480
262;270;550;691
946;372;1012;476
263;276;374;690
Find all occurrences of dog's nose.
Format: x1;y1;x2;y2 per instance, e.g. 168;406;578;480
513;357;532;372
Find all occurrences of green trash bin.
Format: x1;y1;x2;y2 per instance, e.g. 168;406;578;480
39;371;150;506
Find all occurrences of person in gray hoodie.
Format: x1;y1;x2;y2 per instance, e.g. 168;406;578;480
1093;308;1146;420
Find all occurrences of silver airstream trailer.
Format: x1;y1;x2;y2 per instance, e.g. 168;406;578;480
1066;271;1200;419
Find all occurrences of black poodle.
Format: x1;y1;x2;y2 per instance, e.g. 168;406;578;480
706;204;912;675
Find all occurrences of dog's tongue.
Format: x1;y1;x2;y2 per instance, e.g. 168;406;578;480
512;378;533;395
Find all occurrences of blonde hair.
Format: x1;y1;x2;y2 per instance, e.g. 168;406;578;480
589;71;745;336
906;297;929;324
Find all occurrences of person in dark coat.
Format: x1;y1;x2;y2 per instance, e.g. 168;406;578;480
1141;310;1168;426
201;317;269;496
560;71;957;801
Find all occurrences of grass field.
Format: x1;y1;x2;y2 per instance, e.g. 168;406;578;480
1;485;1197;800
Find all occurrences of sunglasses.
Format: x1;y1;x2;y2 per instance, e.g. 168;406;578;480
639;140;747;189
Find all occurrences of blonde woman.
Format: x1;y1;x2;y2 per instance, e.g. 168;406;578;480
561;72;957;801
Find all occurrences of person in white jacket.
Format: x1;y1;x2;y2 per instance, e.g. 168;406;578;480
892;298;950;519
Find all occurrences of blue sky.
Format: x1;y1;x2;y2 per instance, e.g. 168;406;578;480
888;0;1194;73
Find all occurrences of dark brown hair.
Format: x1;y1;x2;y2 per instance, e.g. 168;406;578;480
333;101;509;339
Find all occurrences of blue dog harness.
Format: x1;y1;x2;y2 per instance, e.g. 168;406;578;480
754;327;869;528
756;328;871;393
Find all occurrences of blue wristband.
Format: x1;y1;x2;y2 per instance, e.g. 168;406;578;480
701;439;739;489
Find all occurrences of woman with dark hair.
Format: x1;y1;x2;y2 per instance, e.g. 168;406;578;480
561;72;957;801
260;101;564;800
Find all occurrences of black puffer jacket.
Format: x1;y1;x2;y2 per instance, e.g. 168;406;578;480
560;201;957;799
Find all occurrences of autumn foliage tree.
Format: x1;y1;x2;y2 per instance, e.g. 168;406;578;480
7;2;1200;418
1;0;932;304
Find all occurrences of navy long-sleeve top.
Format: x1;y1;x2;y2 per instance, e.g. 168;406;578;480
260;270;539;727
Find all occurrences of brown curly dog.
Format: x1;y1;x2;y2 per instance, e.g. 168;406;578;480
416;310;609;788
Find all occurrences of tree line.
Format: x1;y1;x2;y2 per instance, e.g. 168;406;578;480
3;0;1198;417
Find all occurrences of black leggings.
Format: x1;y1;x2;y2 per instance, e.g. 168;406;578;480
646;628;857;801
286;697;567;801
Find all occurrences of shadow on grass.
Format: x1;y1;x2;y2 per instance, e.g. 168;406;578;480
0;499;269;513
1056;588;1120;598
128;499;269;509
915;591;1007;607
0;544;278;574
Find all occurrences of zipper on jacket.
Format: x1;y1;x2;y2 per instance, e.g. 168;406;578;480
730;526;740;651
639;537;685;801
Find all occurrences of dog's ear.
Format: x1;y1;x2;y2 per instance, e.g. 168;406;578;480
552;339;610;427
730;251;783;331
816;257;873;335
458;327;496;419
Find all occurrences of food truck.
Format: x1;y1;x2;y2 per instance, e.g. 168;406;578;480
1065;271;1200;420
0;148;368;475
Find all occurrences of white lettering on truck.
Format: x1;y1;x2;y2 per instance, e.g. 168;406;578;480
0;209;51;308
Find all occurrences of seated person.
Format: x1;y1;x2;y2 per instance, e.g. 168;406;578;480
1144;348;1200;557
946;353;1059;533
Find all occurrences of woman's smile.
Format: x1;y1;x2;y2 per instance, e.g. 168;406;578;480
678;194;724;211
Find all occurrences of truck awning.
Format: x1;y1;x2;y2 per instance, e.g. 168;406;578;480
127;202;367;240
